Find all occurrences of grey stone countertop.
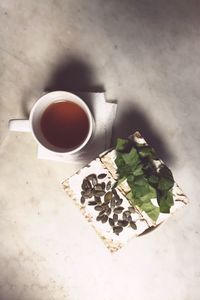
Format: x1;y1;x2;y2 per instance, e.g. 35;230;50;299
0;1;200;300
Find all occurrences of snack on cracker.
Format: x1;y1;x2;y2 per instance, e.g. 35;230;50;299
63;132;189;252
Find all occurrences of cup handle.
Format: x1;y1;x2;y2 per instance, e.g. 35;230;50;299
8;119;31;132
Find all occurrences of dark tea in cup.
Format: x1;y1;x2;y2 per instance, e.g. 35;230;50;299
40;100;90;151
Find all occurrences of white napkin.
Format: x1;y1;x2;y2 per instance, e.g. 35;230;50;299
37;92;117;163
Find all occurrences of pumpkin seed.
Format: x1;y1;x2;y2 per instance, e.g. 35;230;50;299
98;173;107;179
128;206;136;213
113;194;120;201
130;221;137;230
94;184;104;191
106;207;112;216
81;179;92;191
81;190;93;198
122;211;130;221
114;190;120;198
94;196;101;204
114;206;124;214
112;189;118;196
115;198;123;206
101;182;106;190
88;200;97;206
96;215;103;221
113;213;118;222
104;198;110;204
109;218;114;226
104;191;113;202
110;198;116;208
122;213;128;221
86;174;96;181
128;215;132;222
101;203;109;210
113;226;123;235
98;209;106;216
94;190;105;197
106;181;112;190
95;205;104;211
101;215;108;223
92;176;98;186
80;196;85;204
124;210;131;216
118;220;128;227
111;182;118;190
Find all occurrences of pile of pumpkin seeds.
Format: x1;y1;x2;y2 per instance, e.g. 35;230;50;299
80;173;137;235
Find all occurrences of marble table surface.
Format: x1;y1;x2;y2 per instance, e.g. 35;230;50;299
0;1;200;300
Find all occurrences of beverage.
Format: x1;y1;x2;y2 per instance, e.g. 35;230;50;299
9;91;94;155
40;100;90;150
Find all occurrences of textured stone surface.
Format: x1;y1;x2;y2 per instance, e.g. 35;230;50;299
0;1;200;300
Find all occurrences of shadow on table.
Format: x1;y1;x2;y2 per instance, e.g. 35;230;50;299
45;56;104;93
112;104;174;165
22;56;105;117
138;223;163;237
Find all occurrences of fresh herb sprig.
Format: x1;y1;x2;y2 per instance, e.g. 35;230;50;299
114;138;174;222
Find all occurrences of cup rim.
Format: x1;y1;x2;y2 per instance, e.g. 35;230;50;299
29;91;94;155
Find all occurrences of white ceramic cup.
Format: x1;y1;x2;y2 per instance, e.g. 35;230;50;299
8;91;95;154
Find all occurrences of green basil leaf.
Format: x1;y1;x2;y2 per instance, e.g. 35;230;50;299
136;185;156;202
158;177;174;191
120;165;133;178
158;190;174;213
115;154;124;169
133;164;144;176
157;164;174;191
138;146;157;159
159;164;174;182
127;175;134;185
138;200;160;222
126;191;159;221
115;139;175;222
121;148;139;168
133;184;150;198
116;138;129;152
134;176;148;186
148;175;159;187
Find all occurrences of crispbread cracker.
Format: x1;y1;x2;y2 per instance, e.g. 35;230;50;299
62;132;189;251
